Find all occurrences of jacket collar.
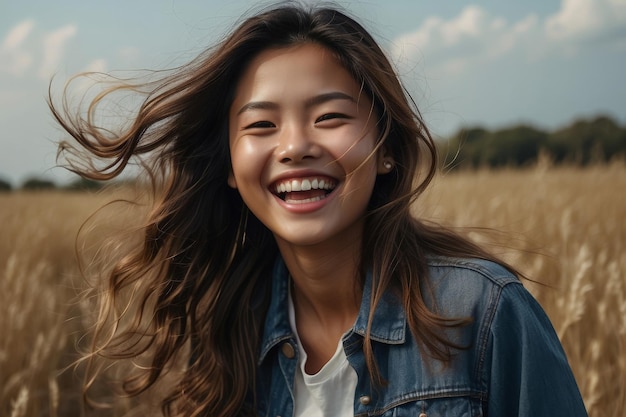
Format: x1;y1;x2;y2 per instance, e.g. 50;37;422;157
258;257;407;364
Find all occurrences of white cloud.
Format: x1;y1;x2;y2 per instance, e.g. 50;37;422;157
391;7;488;58
391;6;538;75
83;58;107;73
38;24;77;80
2;19;35;50
489;14;539;59
546;0;626;43
0;20;35;76
392;0;626;76
439;6;485;46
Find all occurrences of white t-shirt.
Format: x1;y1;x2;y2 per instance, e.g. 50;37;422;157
288;289;358;417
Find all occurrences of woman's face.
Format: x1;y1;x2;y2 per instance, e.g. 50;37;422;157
228;43;386;250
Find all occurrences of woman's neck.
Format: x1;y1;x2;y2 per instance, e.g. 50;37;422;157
276;234;363;373
277;233;362;318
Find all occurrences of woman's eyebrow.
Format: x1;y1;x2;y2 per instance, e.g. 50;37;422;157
236;101;278;116
304;91;356;108
236;91;356;116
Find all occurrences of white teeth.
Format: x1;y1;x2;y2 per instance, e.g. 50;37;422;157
285;195;325;204
274;177;335;194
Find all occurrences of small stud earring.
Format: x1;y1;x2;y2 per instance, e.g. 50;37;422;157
383;160;393;170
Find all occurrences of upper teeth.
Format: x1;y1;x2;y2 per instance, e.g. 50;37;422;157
275;178;335;194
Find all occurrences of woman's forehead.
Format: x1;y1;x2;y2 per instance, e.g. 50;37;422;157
230;43;368;111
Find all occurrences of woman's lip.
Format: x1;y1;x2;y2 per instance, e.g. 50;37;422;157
268;170;340;213
272;185;338;213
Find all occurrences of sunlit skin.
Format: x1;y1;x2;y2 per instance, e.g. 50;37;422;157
228;43;391;372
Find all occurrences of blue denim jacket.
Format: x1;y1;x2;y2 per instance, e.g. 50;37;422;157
255;256;588;416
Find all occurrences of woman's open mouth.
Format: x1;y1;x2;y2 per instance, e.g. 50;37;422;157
271;177;337;204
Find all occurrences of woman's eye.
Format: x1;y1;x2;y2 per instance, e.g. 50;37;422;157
244;121;275;129
315;113;348;123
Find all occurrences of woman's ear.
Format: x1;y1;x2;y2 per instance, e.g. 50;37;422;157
377;146;394;174
227;171;238;189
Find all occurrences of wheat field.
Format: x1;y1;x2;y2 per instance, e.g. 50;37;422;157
1;164;624;416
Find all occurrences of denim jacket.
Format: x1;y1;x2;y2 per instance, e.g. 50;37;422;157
255;256;588;416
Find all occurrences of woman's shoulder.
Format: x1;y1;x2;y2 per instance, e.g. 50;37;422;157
422;255;524;318
426;254;520;288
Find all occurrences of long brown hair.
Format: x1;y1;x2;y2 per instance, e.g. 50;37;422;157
50;3;514;416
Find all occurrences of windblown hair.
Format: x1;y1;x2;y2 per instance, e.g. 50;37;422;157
50;3;514;416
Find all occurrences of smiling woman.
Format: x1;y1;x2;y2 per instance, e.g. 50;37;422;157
49;3;588;417
228;44;384;249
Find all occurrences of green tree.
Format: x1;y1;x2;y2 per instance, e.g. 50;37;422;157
483;125;548;167
0;178;12;192
21;178;56;190
547;115;626;164
444;114;625;169
444;127;490;168
64;177;104;191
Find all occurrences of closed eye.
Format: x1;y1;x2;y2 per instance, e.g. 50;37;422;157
315;113;350;123
244;121;276;129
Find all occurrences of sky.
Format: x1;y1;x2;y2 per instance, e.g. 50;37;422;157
1;0;625;186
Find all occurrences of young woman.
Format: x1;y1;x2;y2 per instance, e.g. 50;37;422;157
51;3;588;417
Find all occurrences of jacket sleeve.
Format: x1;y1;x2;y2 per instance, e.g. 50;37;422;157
485;282;588;416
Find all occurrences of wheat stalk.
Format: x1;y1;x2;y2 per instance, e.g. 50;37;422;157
9;386;28;417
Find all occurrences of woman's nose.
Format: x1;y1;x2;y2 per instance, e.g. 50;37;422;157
275;125;322;163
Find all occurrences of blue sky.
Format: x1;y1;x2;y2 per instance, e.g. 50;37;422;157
1;0;625;186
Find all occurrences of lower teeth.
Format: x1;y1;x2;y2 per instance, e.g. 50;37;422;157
284;195;325;204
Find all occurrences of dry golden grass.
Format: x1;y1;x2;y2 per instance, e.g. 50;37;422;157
0;188;151;417
1;164;624;416
418;162;626;415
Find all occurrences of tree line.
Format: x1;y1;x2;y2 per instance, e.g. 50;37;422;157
0;177;105;192
441;114;625;169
